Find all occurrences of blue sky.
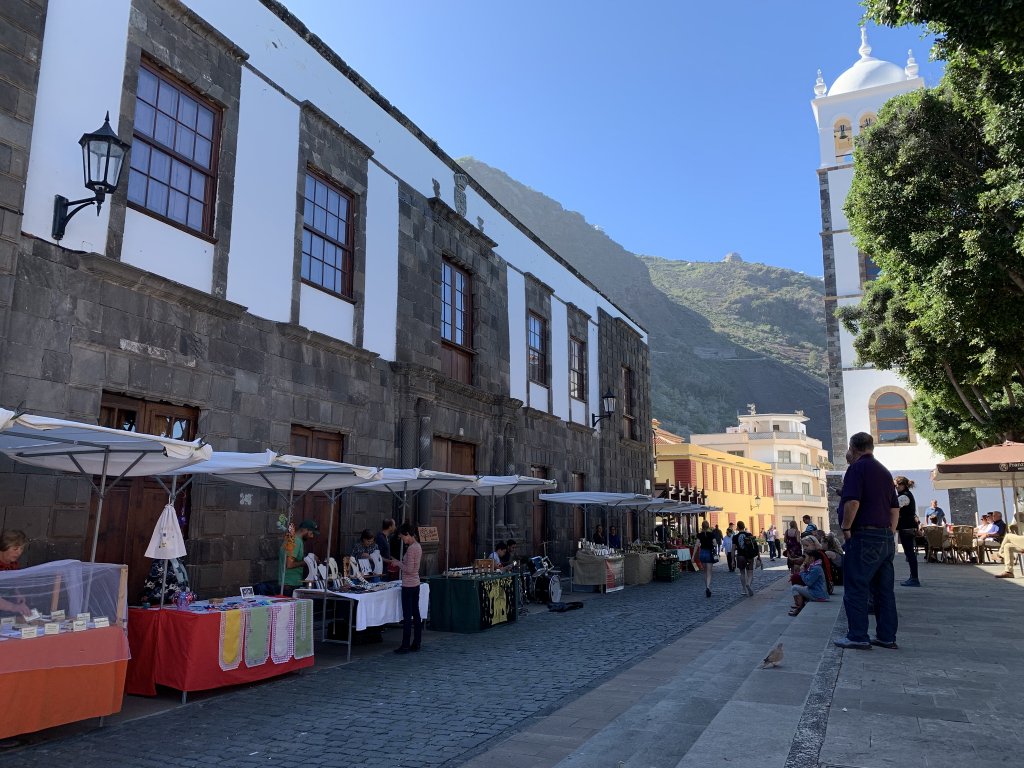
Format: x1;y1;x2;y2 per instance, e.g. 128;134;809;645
283;1;943;276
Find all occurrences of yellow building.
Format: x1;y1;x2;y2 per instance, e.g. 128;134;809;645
653;421;777;537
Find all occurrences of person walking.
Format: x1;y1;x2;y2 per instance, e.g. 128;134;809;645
390;522;423;654
696;520;717;598
835;432;900;651
766;524;779;560
723;525;736;572
712;524;723;555
894;476;920;587
733;521;758;596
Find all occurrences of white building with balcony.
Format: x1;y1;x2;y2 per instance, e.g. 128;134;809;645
690;409;830;531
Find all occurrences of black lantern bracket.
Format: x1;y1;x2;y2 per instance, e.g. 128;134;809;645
51;113;131;242
591;389;617;428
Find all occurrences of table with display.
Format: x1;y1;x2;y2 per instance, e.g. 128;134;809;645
293;582;430;662
0;625;130;740
125;597;314;702
570;551;625;593
623;551;657;585
426;573;520;633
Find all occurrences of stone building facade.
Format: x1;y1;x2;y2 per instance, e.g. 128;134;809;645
0;0;652;597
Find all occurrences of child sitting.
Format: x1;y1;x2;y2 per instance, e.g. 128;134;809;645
789;550;830;616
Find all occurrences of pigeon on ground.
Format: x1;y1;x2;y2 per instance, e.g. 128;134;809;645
761;642;784;668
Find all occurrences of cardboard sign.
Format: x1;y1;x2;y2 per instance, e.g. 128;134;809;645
50;609;66;620
240;586;255;599
0;617;14;628
72;619;87;632
76;612;91;624
418;526;439;543
44;623;60;636
20;626;38;639
93;616;110;628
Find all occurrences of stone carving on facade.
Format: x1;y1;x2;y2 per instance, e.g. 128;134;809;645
476;216;484;233
453;173;468;217
432;178;440;198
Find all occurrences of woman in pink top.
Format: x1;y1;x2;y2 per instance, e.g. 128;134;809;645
391;522;422;654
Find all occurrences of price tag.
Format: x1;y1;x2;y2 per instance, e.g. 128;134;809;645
20;626;38;639
75;612;91;623
50;609;66;620
93;616;110;628
0;617;14;627
72;619;87;632
44;622;60;635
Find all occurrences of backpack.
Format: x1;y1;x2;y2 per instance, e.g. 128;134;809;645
819;557;835;595
737;532;758;559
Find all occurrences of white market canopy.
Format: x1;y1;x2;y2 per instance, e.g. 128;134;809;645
0;407;212;562
163;450;380;493
462;475;557;498
355;467;478;495
538;492;712;512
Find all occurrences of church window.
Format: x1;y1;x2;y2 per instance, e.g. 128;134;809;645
833;117;853;158
869;387;917;445
859;112;877;132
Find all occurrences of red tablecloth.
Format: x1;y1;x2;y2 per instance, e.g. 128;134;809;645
125;605;313;697
0;627;128;738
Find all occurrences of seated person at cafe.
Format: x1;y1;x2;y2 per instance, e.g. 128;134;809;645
489;541;509;570
976;511;1006;562
279;519;319;596
351;529;382;582
593;524;607;545
141;557;190;605
994;505;1024;578
608;525;622;549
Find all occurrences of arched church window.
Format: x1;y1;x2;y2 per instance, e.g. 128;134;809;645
859;112;877;132
874;392;910;443
833;118;853;158
859;250;882;286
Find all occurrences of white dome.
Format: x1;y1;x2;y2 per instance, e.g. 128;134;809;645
827;28;907;96
829;57;906;95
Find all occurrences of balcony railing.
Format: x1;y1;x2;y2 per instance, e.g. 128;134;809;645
748;432;804;440
772;462;817;471
775;493;825;504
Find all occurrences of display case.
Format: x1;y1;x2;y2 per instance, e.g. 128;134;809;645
0;560;129;739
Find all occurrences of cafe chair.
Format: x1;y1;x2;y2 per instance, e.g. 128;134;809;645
924;526;952;563
950;526;975;563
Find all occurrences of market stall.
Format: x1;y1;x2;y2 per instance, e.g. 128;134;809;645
622;551;657;585
294;582;429;662
125;596;314;701
0;560;129;739
426;572;519;633
569;549;625;592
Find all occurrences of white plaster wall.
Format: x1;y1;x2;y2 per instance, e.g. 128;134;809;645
298;284;354;343
506;270;527;404
842;367;943;470
587;319;600;431
837;297;860;367
550;300;569;420
22;0;132;252
528;382;549;412
362;163;399;360
226;70;299;320
833;233;862;297
569;397;586;426
828;167;853;231
121;208;214;291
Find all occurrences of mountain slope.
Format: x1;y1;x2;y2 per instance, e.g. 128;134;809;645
643;256;827;381
458;157;831;446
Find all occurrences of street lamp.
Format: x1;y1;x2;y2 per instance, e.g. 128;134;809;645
52;113;131;241
591;389;617;428
750;494;761;511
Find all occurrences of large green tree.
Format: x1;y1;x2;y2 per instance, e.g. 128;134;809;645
838;4;1024;455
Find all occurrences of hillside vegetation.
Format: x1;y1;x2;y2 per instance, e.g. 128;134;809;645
642;257;827;380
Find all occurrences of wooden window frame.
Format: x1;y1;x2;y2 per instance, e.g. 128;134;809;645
527;313;548;385
301;169;355;300
128;59;221;239
569;336;586;401
870;388;915;445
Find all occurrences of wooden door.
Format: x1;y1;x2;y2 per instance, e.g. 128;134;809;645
92;395;198;600
290;426;344;562
431;438;476;569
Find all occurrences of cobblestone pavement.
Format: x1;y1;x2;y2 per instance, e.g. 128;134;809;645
0;566;786;768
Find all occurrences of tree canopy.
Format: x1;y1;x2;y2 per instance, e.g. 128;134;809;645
838;2;1024;454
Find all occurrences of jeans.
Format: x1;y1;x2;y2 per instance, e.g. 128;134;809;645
768;540;779;559
843;529;898;643
897;529;919;580
400;585;422;649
